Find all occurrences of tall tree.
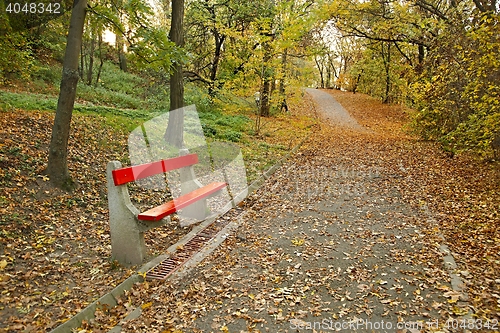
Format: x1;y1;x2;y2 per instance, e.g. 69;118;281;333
47;0;87;189
115;0;127;72
183;0;258;95
259;38;274;117
164;0;185;148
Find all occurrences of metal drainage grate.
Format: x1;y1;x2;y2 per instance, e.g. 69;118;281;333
145;218;231;280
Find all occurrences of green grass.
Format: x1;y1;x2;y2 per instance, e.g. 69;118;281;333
0;91;58;111
199;112;251;143
76;62;150;109
32;64;62;85
189;86;253;143
77;85;144;109
0;87;252;147
0;89;163;135
1;61;255;143
97;62;145;95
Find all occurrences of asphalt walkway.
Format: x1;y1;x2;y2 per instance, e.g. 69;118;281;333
305;88;365;131
106;89;461;333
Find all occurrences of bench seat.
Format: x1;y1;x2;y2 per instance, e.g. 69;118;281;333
137;181;227;221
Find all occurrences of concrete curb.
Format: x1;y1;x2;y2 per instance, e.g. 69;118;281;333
421;209;473;332
49;134;310;333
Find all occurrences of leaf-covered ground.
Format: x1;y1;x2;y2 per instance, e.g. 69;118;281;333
0;96;314;332
1;89;498;332
79;90;499;332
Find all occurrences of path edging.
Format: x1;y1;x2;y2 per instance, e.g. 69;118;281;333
422;209;473;332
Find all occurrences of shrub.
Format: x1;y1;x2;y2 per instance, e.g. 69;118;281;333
410;14;500;156
221;130;242;142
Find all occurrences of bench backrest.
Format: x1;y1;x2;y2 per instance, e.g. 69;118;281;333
111;153;199;186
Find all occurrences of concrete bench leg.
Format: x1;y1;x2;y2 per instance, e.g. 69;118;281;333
179;166;208;221
179;149;208;222
107;161;145;265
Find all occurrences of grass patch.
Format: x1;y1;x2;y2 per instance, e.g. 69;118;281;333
199;112;251;143
0;91;57;112
96;62;145;96
76;85;144;110
32;63;62;85
0;90;162;132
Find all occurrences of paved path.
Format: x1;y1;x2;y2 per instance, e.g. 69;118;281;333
305;88;365;131
110;90;457;333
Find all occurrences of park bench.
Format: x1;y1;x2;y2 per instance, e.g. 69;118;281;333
106;150;227;265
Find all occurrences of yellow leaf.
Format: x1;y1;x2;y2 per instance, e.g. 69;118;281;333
141;302;153;310
0;260;7;270
452;306;469;316
291;238;305;246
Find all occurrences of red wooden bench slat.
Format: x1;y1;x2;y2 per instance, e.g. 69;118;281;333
112;154;199;186
137;182;227;221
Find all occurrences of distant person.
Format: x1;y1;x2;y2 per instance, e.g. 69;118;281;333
254;92;261;108
281;99;288;112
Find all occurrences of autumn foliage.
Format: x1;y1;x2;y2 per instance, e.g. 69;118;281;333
411;13;500;156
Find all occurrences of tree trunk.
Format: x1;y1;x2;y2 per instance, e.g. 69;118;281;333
327;54;336;88
119;53;127;72
352;69;363;94
86;30;95;85
416;44;425;74
314;55;325;88
164;0;185;148
116;33;127;72
208;32;225;96
79;43;84;80
260;76;271;117
259;40;273;117
279;49;288;112
380;42;391;103
206;2;225;97
47;0;87;190
278;49;287;95
95;34;104;86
